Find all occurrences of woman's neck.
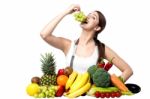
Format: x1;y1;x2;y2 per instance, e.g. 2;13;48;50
78;30;95;46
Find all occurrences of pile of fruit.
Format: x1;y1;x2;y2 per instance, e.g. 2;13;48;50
26;53;135;98
26;53;70;98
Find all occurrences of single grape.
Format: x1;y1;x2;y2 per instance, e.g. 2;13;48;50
40;86;47;92
50;85;56;91
74;13;78;17
51;91;55;96
49;89;53;93
45;90;49;96
33;94;39;98
49;92;52;97
46;95;50;98
38;92;46;98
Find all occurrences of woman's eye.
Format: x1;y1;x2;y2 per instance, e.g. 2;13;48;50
92;16;96;20
87;14;96;20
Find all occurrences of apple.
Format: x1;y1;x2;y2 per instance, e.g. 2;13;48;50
57;69;65;76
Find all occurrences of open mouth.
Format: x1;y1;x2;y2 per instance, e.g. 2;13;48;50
81;19;88;24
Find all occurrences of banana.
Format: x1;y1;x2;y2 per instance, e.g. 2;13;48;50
87;75;91;83
65;71;78;90
66;82;91;98
69;72;90;93
70;73;82;90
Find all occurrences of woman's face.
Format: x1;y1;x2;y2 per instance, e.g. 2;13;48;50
80;11;100;32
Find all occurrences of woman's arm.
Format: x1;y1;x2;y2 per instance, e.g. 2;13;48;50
104;45;133;82
40;4;80;55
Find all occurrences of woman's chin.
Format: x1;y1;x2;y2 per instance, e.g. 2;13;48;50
80;23;86;28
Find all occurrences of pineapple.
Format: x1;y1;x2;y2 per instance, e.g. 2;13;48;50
40;53;57;86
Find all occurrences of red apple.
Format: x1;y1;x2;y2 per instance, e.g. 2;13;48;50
58;69;65;76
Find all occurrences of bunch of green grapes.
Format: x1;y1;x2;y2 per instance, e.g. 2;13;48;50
74;11;86;23
34;85;56;98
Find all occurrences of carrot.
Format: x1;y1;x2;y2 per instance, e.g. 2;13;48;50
110;74;129;92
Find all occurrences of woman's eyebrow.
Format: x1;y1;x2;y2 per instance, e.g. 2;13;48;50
92;13;98;19
93;14;97;17
88;13;92;16
88;13;96;16
88;13;98;19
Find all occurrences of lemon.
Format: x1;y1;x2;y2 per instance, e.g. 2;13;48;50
26;83;40;96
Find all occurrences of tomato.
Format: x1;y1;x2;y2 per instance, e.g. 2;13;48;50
115;92;121;98
100;93;106;98
94;91;100;98
105;92;111;98
110;92;116;98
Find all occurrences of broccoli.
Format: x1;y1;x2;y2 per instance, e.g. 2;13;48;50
92;68;111;87
87;65;98;79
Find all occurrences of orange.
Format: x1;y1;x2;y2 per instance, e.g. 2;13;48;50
57;75;68;86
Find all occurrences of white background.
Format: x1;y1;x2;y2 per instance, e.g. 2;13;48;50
0;0;149;99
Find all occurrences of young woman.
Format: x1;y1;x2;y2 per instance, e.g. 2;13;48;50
40;4;133;82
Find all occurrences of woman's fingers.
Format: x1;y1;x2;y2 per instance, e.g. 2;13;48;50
73;4;80;11
66;4;81;14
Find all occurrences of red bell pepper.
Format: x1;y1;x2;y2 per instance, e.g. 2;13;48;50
97;58;105;68
104;57;115;71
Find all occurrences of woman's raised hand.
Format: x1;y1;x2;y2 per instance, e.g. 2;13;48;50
65;4;81;14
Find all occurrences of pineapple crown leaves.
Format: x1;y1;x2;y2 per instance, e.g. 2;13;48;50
40;52;56;75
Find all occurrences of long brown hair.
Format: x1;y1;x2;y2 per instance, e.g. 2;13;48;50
93;10;106;62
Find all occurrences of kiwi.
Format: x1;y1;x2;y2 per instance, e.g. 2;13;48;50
31;76;41;84
64;67;73;76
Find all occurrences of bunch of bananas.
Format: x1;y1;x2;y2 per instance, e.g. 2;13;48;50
65;71;91;98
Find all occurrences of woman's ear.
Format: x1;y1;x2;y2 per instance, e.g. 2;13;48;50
94;26;101;32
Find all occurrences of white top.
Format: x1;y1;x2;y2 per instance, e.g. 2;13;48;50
66;40;99;73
